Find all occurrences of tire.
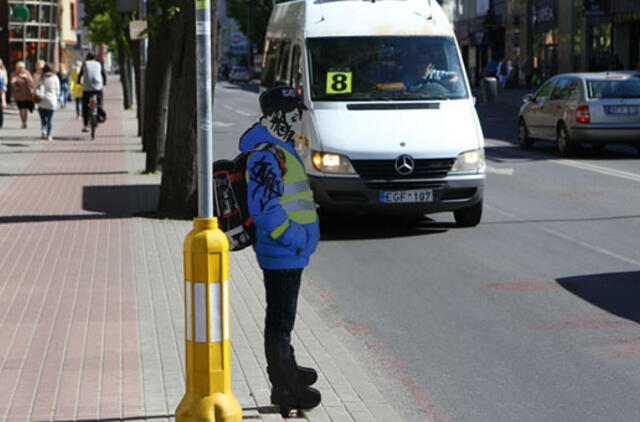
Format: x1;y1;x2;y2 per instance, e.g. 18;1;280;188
592;143;605;152
556;123;575;156
518;118;533;149
90;114;97;140
454;200;483;227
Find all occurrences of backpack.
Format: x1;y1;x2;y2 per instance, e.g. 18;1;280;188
499;63;508;76
213;143;286;251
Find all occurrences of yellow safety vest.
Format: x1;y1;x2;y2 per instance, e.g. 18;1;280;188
263;145;317;240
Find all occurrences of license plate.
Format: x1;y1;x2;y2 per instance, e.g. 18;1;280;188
380;189;433;203
605;105;638;115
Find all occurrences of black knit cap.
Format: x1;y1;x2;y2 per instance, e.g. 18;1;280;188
259;85;307;116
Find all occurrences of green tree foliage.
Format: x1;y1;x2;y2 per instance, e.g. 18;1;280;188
227;0;273;53
86;13;117;53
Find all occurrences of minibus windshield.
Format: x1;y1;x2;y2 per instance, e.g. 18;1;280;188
308;36;468;101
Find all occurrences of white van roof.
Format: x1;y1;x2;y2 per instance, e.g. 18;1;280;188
267;0;454;39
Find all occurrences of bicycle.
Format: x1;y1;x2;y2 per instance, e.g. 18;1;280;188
89;93;98;140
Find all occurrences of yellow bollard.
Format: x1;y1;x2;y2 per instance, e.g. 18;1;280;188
176;218;242;422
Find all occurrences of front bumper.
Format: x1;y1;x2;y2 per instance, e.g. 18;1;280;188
569;124;640;143
310;175;484;215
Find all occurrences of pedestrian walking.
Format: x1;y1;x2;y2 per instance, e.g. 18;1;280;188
34;64;60;141
496;58;511;90
58;63;70;108
69;61;83;119
240;86;321;415
78;52;106;132
0;59;7;128
33;59;46;89
10;61;34;129
523;57;534;91
484;58;497;78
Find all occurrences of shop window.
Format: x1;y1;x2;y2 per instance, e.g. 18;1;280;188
26;25;39;40
9;25;25;41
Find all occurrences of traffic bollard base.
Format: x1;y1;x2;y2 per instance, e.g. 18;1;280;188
176;392;242;422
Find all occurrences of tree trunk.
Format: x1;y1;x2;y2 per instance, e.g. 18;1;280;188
143;1;173;172
158;0;219;217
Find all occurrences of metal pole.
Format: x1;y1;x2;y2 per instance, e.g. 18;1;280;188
140;0;147;136
196;0;214;218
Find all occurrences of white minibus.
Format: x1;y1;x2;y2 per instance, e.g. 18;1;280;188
262;0;486;226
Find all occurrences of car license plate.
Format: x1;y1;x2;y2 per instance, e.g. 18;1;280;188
605;105;638;115
380;189;433;203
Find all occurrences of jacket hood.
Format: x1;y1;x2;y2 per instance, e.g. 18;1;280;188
239;122;291;153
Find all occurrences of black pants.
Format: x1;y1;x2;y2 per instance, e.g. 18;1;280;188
0;105;3;128
263;268;303;386
82;90;103;127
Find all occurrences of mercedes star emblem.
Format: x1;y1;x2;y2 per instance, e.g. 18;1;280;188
395;155;415;175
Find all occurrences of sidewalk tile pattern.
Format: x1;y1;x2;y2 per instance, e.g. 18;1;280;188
0;84;405;421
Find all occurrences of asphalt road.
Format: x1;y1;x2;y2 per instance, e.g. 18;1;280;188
213;82;640;422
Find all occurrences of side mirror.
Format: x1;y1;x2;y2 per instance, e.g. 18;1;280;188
523;93;535;103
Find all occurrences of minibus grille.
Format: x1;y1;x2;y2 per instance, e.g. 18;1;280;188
351;158;455;179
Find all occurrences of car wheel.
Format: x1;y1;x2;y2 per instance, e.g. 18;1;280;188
592;143;605;152
635;145;640;155
557;123;575;156
454;200;483;227
518;118;533;149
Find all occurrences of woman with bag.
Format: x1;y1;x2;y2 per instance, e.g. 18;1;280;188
35;64;60;141
0;59;7;128
10;61;34;129
69;61;83;119
58;63;70;108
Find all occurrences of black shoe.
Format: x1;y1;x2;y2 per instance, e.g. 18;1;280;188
272;385;321;415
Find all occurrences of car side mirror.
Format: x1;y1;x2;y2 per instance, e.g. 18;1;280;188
523;93;535;103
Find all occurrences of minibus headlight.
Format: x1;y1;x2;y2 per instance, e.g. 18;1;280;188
312;151;356;174
450;149;485;173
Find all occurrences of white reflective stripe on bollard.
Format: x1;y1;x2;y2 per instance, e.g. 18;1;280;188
223;280;229;341
186;281;192;341
209;282;222;342
194;282;207;343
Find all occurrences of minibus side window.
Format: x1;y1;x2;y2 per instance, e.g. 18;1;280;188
276;40;291;84
290;45;303;95
261;39;281;89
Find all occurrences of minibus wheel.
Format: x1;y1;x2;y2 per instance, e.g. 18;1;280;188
454;200;483;227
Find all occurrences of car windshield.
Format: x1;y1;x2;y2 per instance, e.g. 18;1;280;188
586;77;640;99
307;36;468;101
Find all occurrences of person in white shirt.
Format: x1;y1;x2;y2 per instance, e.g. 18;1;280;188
77;52;107;132
35;63;60;141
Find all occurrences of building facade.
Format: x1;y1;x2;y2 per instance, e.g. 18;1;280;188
0;0;77;74
449;0;640;86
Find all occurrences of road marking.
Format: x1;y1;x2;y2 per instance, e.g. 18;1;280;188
485;203;640;267
234;109;253;117
486;165;514;175
553;159;640;183
223;105;234;111
213;121;233;127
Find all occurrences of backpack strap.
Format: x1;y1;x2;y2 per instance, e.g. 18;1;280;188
254;143;287;175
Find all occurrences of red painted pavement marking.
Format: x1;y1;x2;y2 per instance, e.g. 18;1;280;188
581;337;640;361
0;83;144;420
482;281;563;292
528;314;637;331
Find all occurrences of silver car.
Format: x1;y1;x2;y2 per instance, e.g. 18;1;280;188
518;72;640;155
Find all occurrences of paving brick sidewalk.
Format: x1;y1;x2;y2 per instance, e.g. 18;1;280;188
0;84;404;421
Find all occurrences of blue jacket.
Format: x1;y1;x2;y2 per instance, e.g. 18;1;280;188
240;123;320;270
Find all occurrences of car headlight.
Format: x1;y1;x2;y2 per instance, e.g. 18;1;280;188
450;149;485;173
312;151;356;174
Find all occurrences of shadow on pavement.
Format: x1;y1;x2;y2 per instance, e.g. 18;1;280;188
320;213;450;241
83;184;159;217
46;415;173;422
557;271;640;324
485;143;640;163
